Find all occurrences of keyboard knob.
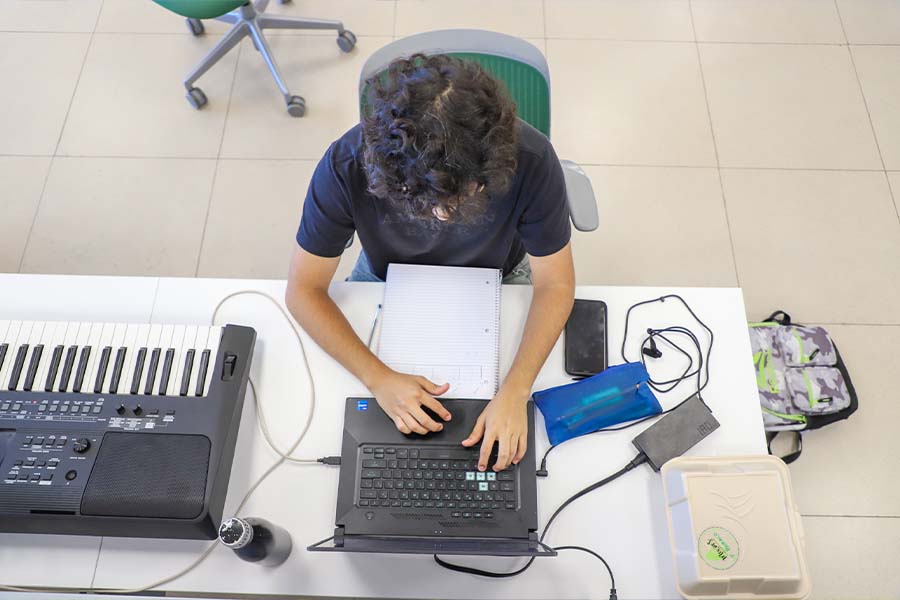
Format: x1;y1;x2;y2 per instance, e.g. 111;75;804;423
116;404;126;415
133;405;143;416
72;438;91;454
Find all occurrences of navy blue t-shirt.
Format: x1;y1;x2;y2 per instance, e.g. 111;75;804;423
296;121;570;280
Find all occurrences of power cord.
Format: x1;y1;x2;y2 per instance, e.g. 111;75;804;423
554;546;616;600
434;453;646;600
538;294;713;478
0;290;325;594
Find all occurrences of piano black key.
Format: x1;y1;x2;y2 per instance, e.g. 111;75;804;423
195;349;211;397
130;347;147;395
8;344;28;391
144;348;160;395
44;345;63;392
23;344;44;391
93;346;112;394
59;345;78;392
72;346;91;393
180;349;195;396
0;344;8;372
109;347;126;394
158;348;174;395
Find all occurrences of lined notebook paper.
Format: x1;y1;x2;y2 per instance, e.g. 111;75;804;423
377;264;502;400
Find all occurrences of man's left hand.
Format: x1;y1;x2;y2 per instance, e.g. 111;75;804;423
461;387;529;471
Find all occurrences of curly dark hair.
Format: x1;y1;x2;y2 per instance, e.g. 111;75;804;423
361;53;519;224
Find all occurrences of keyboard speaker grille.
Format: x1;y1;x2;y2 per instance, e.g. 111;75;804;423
81;432;210;519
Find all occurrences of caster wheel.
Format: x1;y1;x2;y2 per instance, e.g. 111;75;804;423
186;87;208;110
186;18;204;36
287;95;306;117
337;30;357;53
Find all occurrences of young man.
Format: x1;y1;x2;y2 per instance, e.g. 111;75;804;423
286;54;575;473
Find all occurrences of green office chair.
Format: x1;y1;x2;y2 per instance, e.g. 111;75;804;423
359;30;599;232
154;0;357;116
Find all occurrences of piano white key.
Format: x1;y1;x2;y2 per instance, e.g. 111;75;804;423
0;321;34;392
42;322;72;393
165;325;187;396
90;323;116;394
69;322;93;393
173;325;198;397
186;326;209;398
57;322;82;392
154;324;174;395
33;321;60;392
117;324;140;395
202;326;222;397
0;320;11;379
0;321;22;391
140;324;163;396
124;324;151;395
104;323;128;393
0;321;25;390
79;322;104;394
151;325;175;396
15;321;44;391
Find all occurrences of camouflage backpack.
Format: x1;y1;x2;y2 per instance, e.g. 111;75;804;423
748;310;858;463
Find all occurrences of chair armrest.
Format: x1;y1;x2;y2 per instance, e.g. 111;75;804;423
560;159;599;232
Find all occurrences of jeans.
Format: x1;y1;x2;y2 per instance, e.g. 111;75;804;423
347;252;533;284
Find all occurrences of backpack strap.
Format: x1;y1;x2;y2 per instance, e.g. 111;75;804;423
766;430;802;464
763;310;792;326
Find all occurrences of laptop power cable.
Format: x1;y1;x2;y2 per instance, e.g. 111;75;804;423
434;395;721;598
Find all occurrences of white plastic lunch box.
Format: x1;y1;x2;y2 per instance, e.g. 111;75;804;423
661;455;811;600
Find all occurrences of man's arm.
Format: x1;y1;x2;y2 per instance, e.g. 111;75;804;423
285;245;451;434
462;242;576;471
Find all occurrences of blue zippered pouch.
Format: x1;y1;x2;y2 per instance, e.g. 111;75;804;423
533;362;662;445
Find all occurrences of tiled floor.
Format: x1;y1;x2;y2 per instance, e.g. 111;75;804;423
3;0;900;598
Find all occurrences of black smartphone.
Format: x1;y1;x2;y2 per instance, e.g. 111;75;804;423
565;299;608;377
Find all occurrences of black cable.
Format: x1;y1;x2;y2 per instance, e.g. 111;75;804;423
434;454;646;594
554;546;617;600
621;294;714;397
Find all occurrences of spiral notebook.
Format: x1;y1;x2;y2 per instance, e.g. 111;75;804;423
377;264;502;400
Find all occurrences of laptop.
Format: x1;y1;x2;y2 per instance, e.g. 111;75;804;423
307;397;554;557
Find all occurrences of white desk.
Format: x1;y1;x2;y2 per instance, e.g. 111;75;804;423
0;275;766;599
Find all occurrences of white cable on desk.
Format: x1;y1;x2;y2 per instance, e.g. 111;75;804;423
0;289;319;595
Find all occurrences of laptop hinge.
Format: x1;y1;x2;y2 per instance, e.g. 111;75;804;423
334;526;346;547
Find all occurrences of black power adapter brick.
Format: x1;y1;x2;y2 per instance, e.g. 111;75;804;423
631;395;720;471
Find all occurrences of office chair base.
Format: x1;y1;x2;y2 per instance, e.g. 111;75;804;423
182;0;354;116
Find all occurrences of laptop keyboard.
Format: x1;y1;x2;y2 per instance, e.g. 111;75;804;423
356;445;518;519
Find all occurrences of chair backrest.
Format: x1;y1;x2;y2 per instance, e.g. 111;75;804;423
359;30;551;137
152;0;245;19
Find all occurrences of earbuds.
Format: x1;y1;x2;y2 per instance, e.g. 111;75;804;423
642;329;663;359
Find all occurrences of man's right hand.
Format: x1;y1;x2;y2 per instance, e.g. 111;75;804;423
370;370;452;435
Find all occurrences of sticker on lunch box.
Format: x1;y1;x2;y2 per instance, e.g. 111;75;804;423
698;527;740;570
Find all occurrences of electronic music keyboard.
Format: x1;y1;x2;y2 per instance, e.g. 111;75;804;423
0;320;255;540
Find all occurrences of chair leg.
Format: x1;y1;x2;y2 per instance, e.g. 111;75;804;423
256;13;345;33
247;21;292;102
255;0;271;11
184;22;249;90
